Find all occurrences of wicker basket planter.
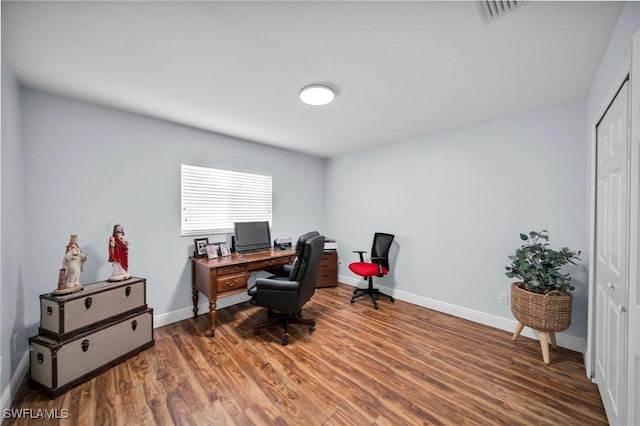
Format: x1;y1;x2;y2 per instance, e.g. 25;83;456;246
510;282;572;332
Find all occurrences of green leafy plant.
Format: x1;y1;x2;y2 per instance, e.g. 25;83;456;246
505;230;581;294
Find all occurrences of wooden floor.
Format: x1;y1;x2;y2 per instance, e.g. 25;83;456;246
5;283;607;425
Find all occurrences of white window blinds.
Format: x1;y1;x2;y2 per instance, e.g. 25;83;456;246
181;163;272;236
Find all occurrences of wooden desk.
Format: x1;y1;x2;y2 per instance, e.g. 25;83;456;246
190;249;296;336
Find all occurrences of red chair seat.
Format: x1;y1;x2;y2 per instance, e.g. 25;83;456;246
349;262;388;277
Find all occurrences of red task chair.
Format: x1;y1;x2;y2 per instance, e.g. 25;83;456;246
348;232;395;309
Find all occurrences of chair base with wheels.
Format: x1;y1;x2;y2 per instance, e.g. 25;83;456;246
253;309;316;346
351;284;395;310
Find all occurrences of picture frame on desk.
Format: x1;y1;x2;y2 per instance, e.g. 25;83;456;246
194;238;209;257
219;242;231;256
206;244;219;260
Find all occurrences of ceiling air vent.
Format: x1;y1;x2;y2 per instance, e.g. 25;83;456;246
477;1;524;22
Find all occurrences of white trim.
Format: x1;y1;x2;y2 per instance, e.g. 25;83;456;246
626;29;640;426
585;54;632;379
1;352;29;414
153;292;251;328
1;279;590;410
159;272;586;352
339;275;586;353
153;271;271;328
5;276;587;412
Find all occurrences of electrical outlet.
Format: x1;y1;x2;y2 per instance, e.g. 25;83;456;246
499;293;509;305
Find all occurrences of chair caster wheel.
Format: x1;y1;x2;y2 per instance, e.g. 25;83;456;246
390;297;395;303
350;298;355;303
374;305;379;310
281;334;289;345
309;325;315;332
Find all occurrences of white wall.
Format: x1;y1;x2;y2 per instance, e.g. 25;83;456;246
1;59;28;408
18;87;326;337
325;101;589;341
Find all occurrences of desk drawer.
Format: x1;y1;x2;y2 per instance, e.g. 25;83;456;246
249;256;294;271
216;273;247;293
217;264;246;276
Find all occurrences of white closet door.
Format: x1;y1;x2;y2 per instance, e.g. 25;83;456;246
627;29;640;426
595;79;629;426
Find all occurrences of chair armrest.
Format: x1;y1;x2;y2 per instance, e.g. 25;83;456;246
254;277;299;291
353;250;367;262
282;263;293;276
250;277;300;311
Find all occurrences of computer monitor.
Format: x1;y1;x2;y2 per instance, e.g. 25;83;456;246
234;221;272;253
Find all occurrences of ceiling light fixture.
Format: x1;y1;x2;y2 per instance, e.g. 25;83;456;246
299;84;335;106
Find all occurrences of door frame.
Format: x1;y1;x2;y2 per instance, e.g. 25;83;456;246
626;29;640;425
585;54;631;379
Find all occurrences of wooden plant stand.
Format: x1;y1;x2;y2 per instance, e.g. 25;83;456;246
512;321;557;364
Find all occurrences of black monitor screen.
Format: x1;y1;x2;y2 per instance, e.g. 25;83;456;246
234;221;272;253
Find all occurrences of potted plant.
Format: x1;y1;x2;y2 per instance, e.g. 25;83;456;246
505;230;581;360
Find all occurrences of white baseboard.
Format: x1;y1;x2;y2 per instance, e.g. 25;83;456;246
154;292;252;328
154;272;270;328
1;352;29;414
338;274;586;353
4;278;586;409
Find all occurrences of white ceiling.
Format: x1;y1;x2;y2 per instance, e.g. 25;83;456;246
1;1;623;158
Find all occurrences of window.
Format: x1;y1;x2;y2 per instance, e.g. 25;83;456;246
181;163;272;236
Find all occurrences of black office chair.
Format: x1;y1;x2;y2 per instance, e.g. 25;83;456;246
281;231;320;278
248;234;325;345
349;232;395;309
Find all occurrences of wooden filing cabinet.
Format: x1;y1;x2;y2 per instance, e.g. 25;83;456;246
316;251;338;288
29;277;154;398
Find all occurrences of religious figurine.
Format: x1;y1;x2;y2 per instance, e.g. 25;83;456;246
53;234;87;295
108;224;130;281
